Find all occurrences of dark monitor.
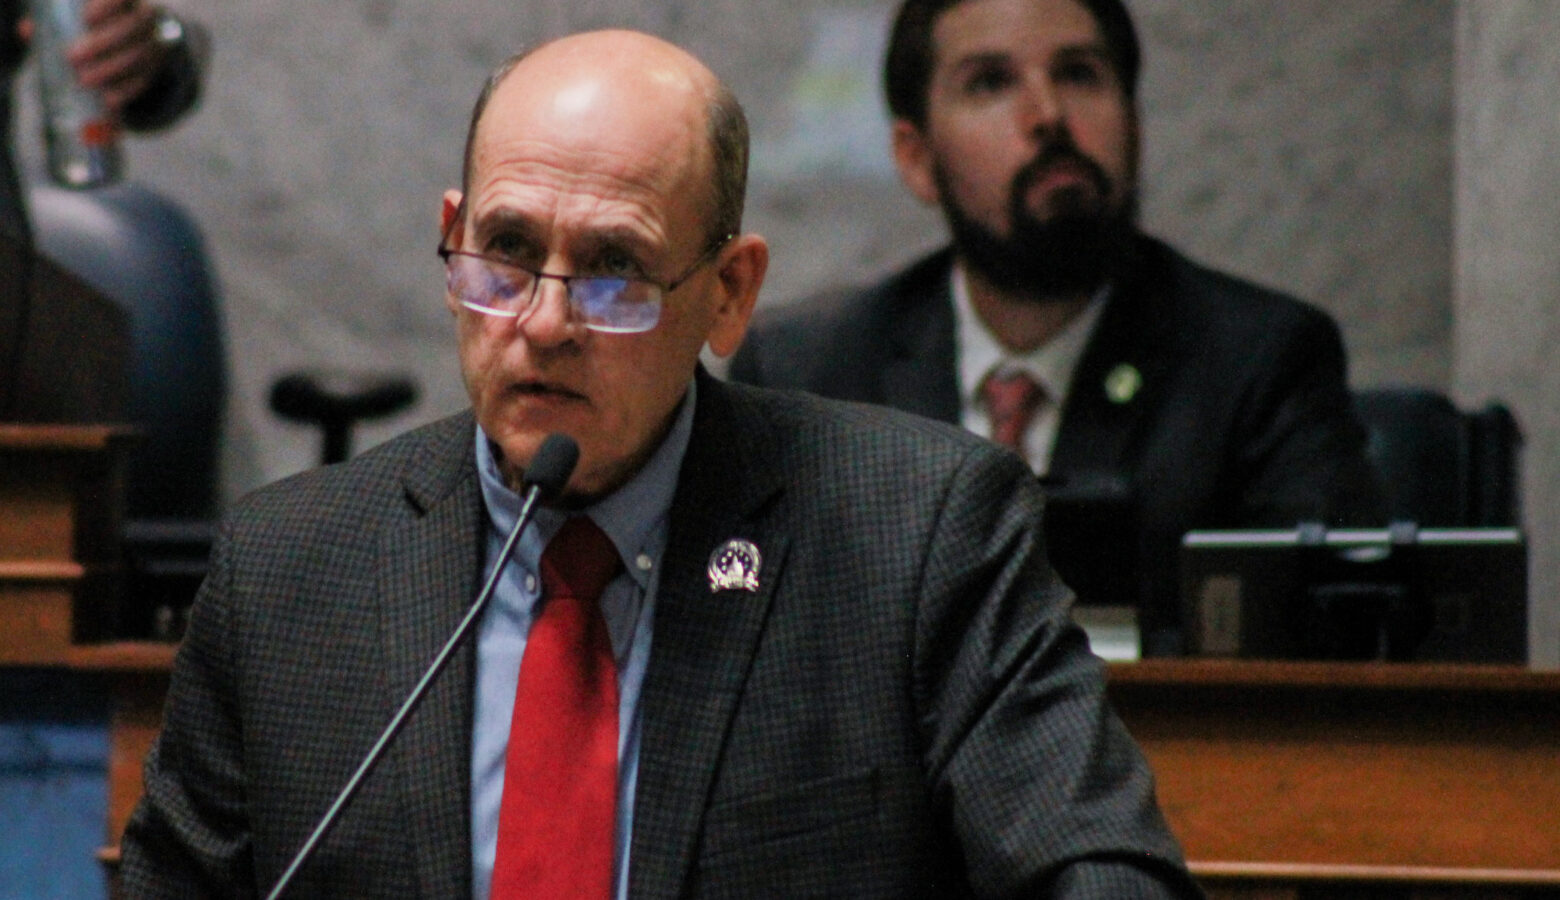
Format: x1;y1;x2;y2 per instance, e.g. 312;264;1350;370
1042;472;1139;608
1180;525;1526;663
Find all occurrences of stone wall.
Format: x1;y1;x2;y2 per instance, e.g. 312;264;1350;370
14;0;1554;661
1454;0;1560;665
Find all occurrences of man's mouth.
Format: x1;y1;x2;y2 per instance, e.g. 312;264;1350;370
1015;151;1110;218
1037;157;1092;185
509;379;588;404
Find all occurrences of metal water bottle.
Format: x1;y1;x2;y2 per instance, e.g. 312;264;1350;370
29;0;122;187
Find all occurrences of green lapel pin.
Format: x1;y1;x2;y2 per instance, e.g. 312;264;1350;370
1104;363;1142;405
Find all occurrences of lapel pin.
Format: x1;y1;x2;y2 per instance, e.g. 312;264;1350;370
708;539;761;593
1104;363;1142;405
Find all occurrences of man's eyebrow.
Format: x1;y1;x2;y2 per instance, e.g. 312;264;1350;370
575;223;662;258
946;50;1014;73
470;208;540;242
1053;43;1113;64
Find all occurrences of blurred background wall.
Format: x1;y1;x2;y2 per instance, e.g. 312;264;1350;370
9;0;1554;667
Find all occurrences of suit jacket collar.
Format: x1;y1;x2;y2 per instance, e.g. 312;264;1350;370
378;410;485;898
881;248;963;424
630;369;790;896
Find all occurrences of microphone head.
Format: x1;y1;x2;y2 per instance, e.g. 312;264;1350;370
523;433;579;502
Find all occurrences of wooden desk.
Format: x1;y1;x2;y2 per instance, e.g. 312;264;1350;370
35;651;1560;898
1109;660;1560;898
1;424;133;661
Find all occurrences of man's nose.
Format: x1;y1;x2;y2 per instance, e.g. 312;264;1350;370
1018;72;1067;136
518;277;581;347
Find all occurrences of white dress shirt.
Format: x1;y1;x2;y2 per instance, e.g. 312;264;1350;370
952;264;1108;474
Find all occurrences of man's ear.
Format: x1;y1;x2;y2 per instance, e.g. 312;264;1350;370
440;190;464;314
706;233;769;359
440;190;464;241
891;119;940;207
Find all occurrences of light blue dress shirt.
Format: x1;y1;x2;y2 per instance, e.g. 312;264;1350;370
469;384;696;900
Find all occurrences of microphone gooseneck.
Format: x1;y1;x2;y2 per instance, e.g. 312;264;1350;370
265;433;580;900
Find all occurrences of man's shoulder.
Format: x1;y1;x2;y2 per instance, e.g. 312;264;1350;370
748;248;953;338
1136;236;1338;336
730;249;954;393
711;375;1000;475
232;409;475;527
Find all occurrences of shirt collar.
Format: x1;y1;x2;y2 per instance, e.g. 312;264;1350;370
473;378;697;590
951;262;1110;406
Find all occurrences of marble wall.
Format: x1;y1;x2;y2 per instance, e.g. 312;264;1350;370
1455;0;1560;666
11;0;1555;661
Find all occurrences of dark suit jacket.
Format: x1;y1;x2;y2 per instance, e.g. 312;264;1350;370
729;238;1385;653
120;373;1199;898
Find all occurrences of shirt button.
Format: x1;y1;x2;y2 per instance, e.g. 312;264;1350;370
635;553;653;572
524;573;538;593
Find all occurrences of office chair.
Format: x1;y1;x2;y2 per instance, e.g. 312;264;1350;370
1352;387;1522;528
269;369;417;466
30;181;225;521
30;181;226;641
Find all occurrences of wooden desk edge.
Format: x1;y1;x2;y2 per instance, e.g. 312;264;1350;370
1109;658;1560;692
62;641;178;673
1192;861;1560;886
0;423;137;451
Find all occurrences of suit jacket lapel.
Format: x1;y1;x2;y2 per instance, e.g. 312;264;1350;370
882;251;962;425
630;373;789;897
1051;245;1175;479
376;412;484;898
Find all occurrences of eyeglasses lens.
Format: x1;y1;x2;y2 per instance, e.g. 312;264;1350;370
575;278;660;333
447;256;531;315
447;254;661;333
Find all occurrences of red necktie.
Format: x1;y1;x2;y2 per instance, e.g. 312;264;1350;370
492;516;622;898
981;369;1044;463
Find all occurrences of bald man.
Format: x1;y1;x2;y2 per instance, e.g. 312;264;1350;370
119;31;1199;899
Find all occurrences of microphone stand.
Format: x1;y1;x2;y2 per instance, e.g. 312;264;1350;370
265;435;575;899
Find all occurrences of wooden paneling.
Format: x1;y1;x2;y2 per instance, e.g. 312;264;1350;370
0;425;133;659
1109;661;1560;897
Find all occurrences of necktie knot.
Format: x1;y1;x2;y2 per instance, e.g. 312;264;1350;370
539;515;621;603
981;369;1044;460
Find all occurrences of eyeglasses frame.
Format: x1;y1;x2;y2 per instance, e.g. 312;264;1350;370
437;204;734;334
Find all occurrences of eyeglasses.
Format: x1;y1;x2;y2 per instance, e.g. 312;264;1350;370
437;234;733;334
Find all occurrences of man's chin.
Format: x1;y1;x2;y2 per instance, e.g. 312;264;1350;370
957;218;1131;299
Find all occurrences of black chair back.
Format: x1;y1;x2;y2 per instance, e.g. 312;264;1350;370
1353;387;1521;527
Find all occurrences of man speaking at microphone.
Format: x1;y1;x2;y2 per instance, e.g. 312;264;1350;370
120;29;1199;899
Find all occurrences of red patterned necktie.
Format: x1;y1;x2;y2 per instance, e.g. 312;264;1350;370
492;516;622;898
981;369;1044;463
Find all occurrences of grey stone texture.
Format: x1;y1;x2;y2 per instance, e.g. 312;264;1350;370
1455;0;1560;666
12;0;1555;662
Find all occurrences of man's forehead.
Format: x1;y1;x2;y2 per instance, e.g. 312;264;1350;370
465;174;672;249
463;121;703;255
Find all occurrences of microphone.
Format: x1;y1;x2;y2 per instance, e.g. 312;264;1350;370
265;433;579;899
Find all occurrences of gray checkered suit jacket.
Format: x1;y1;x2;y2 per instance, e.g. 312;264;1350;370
120;371;1199;898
